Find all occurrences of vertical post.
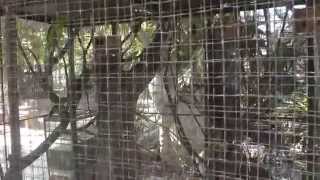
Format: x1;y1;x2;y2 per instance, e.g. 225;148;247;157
205;8;269;179
0;8;7;179
305;37;315;180
205;17;224;179
311;2;320;178
94;35;123;180
4;6;22;180
94;35;138;180
68;27;80;180
94;36;109;180
303;1;320;179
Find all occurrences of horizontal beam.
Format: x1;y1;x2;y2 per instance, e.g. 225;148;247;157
2;0;306;26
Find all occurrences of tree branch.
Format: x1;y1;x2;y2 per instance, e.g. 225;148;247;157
136;111;180;142
57;29;80;60
121;21;143;58
179;97;205;136
25;47;41;71
44;28;80;104
4;72;87;179
16;34;41;72
77;27;94;69
163;66;204;174
45;27;80;75
124;24;171;93
274;6;289;56
4;111;69;180
17;35;35;73
4;27;84;179
121;21;143;45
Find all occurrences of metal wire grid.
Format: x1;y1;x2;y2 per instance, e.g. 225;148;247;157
0;0;319;179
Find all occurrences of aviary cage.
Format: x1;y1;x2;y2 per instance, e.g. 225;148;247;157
0;0;319;179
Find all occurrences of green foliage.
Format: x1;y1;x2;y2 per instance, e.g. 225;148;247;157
171;16;205;77
122;21;156;69
139;22;157;46
17;19;47;66
289;90;308;112
46;17;67;56
273;89;308;118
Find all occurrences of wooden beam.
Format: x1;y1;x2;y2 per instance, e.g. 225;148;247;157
3;9;22;180
1;0;307;26
94;35;124;180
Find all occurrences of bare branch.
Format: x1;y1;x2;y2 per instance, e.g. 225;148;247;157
25;47;41;71
179;97;205;136
274;6;289;56
17;36;35;73
4;72;87;178
86;28;95;50
121;21;143;59
3;112;69;180
4;28;84;179
77;28;94;54
45;27;80;75
78;27;94;70
121;21;143;45
163;66;204;173
56;29;80;60
136;111;180;142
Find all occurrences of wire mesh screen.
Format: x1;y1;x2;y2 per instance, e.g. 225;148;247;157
0;0;319;180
